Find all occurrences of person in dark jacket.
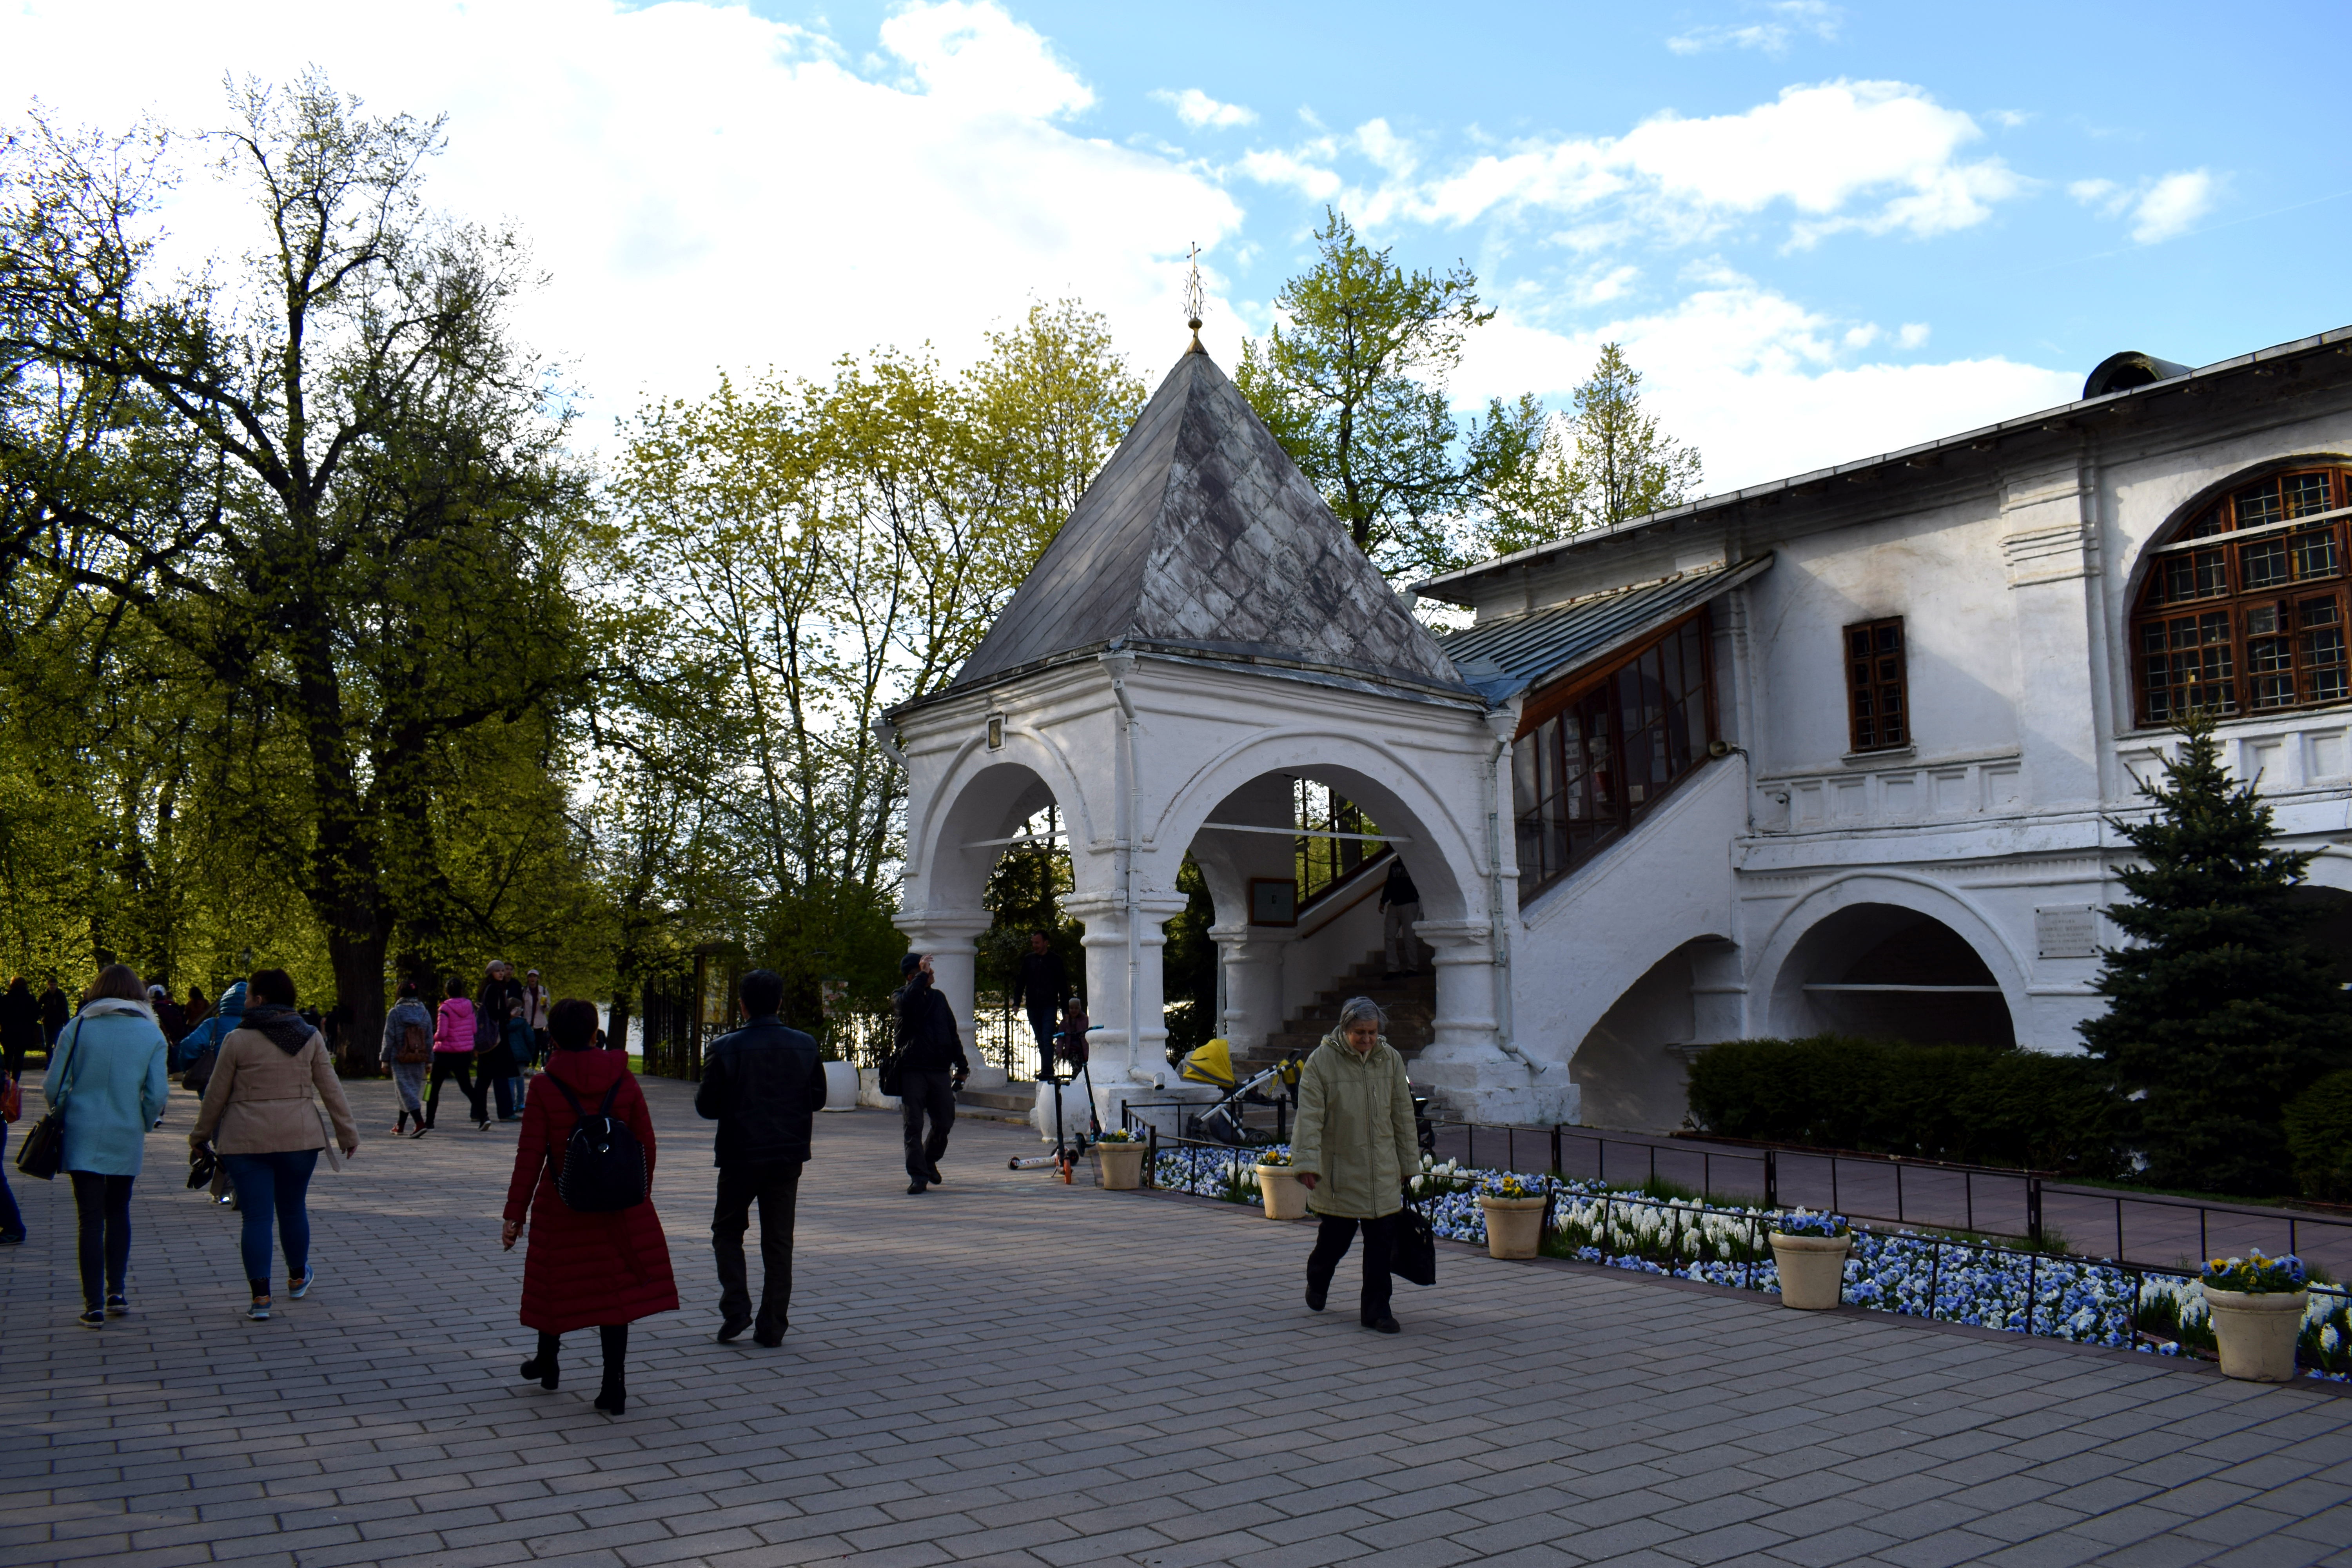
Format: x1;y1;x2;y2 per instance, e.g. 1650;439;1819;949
478;961;526;1120
2;977;41;1079
1009;931;1068;1071
893;953;967;1195
40;975;69;1051
692;969;824;1346
1379;857;1423;978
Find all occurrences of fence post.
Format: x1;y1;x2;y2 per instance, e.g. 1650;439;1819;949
1929;1237;1942;1323
2027;1176;2043;1248
1146;1124;1158;1188
1764;1149;1778;1208
1552;1123;1563;1177
2026;1250;2040;1336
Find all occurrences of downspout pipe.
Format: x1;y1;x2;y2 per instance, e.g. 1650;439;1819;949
1099;647;1147;1085
1483;706;1542;1074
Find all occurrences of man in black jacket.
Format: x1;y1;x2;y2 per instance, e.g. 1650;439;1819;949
893;953;967;1194
694;969;826;1346
1009;931;1067;1072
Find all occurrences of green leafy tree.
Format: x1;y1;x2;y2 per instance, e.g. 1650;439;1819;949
2080;713;2352;1193
1565;343;1702;531
1237;209;1550;580
0;75;598;1062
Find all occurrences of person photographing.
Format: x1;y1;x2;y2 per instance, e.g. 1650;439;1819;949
891;953;966;1194
1288;996;1418;1335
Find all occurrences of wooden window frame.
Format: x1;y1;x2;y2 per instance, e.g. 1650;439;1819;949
1510;606;1719;906
2131;466;2352;728
1843;616;1910;754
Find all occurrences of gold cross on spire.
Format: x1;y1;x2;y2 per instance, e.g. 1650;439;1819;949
1183;241;1205;352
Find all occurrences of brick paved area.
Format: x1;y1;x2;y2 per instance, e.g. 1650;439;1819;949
4;1071;2351;1568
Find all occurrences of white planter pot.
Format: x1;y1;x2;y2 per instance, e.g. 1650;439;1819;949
2204;1287;2308;1381
1769;1232;1852;1310
1258;1166;1309;1221
1478;1195;1546;1259
855;1067;900;1110
821;1060;858;1112
1095;1142;1147;1191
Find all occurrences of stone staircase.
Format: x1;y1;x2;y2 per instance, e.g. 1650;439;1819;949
1236;951;1437;1076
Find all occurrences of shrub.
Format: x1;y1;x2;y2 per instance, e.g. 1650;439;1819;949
1686;1036;2132;1176
2285;1069;2352;1201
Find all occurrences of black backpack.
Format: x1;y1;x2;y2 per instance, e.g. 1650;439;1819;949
548;1076;647;1213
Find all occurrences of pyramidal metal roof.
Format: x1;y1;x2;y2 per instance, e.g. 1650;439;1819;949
946;345;1469;698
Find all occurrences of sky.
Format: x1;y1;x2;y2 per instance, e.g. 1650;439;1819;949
5;0;2348;493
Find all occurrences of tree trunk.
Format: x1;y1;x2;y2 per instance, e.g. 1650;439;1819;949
606;978;633;1062
330;928;388;1079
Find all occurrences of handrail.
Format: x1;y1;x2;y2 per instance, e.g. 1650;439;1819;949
1295;845;1394;937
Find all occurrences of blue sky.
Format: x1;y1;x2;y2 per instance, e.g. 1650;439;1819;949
6;0;2346;490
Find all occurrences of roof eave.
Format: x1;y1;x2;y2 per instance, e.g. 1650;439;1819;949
1410;322;2352;607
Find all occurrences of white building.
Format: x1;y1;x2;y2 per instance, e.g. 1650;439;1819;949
886;326;2352;1135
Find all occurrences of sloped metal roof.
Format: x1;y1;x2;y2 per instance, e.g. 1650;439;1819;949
946;345;1468;697
1437;556;1773;704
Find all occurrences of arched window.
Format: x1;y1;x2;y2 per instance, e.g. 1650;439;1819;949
2134;465;2352;726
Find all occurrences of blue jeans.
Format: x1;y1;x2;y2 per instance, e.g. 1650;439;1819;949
221;1150;318;1292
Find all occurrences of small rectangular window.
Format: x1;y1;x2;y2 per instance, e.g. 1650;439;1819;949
1844;617;1909;752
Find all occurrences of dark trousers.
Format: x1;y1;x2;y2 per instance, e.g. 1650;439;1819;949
536;1324;628;1392
1025;1006;1058;1069
900;1070;956;1179
67;1171;133;1310
493;1074;519;1119
222;1150;318;1292
426;1054;483;1125
0;1122;24;1239
712;1160;802;1333
1307;1212;1398;1324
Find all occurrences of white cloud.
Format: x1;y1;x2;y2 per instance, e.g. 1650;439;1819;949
1843;323;1880;348
1391;80;2021;246
1455;270;2077;491
2129;169;2217;243
2068;168;2220;243
1896;322;1930;348
1667;1;1841;56
1152;87;1255;129
0;0;1245;434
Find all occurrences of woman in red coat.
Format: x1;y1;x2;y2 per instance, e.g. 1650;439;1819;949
499;998;677;1414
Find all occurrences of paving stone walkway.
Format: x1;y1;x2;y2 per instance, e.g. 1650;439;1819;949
3;1071;2351;1568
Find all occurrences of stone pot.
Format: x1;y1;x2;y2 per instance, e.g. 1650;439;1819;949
1095;1141;1148;1191
1478;1194;1547;1259
820;1060;859;1112
2203;1286;2308;1381
1769;1232;1852;1310
1258;1165;1309;1221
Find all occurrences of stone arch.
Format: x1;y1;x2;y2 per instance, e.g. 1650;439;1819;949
1148;726;1487;923
907;737;1096;917
1755;874;2027;1047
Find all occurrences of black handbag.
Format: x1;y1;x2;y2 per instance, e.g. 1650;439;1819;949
877;1048;906;1098
186;1144;217;1190
14;1020;80;1182
1392;1200;1437;1287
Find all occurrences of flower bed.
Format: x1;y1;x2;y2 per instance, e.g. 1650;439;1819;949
1147;1142;2352;1379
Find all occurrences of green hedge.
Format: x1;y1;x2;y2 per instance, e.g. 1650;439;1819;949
2285;1070;2352;1202
1685;1036;2134;1177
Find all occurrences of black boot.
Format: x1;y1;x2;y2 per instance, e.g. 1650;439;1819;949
521;1331;559;1389
594;1324;628;1414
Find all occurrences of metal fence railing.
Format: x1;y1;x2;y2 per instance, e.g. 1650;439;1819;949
827;1005;1044;1081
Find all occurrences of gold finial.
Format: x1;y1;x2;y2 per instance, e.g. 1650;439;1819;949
1183;241;1205;353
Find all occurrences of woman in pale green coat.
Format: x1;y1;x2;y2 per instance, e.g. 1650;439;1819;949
1289;996;1419;1333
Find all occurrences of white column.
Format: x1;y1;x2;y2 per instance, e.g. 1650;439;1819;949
1209;919;1285;1056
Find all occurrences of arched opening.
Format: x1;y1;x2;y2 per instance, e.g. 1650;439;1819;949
1772;902;2016;1046
1570;938;1723;1131
2289;885;2352;986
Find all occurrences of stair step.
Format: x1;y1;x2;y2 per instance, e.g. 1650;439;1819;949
956;1084;1037;1113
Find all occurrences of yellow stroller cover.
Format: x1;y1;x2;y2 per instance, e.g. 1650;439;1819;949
1180;1037;1237;1090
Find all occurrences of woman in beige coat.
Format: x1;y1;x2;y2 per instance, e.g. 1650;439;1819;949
1289;996;1419;1334
189;969;359;1321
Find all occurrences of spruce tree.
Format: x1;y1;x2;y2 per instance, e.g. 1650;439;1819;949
2081;713;2352;1194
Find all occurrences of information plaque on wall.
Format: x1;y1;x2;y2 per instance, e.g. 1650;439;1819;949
2035;906;2100;959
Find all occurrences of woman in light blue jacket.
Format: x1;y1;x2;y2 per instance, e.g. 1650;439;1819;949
47;964;170;1328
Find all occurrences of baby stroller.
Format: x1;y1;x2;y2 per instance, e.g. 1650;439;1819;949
1176;1038;1301;1145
